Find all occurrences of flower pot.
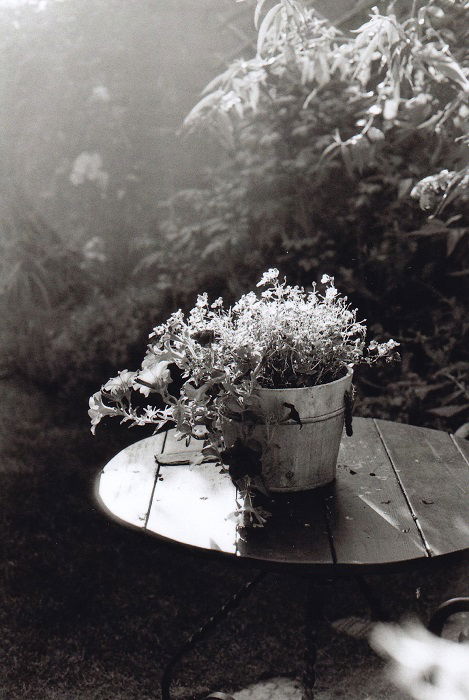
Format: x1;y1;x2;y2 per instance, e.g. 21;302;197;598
222;369;353;492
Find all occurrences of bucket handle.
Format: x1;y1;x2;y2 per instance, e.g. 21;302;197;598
344;390;353;437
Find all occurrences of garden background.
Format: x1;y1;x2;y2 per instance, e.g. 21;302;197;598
0;0;467;698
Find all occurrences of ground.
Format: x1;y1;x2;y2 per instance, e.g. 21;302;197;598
0;375;467;699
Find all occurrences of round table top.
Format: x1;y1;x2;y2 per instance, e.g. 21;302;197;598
96;418;469;574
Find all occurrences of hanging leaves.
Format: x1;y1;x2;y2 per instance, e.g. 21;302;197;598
283;401;303;427
254;0;271;30
428;404;469;418
418;44;469;93
185;0;468;191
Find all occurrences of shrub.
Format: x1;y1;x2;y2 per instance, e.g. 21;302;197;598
11;284;170;417
139;0;468;430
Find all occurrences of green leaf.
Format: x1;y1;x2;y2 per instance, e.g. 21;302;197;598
397;178;413;199
318;50;331;86
254;0;270;29
340;143;355;177
256;3;282;56
383;98;399;121
202;444;221;459
353;33;380;81
184;90;224;128
407;220;449;237
454;423;469;439
428;404;469;417
446;229;467;257
419;45;469;92
283;401;302;427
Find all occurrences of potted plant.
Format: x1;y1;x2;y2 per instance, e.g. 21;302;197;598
89;269;399;525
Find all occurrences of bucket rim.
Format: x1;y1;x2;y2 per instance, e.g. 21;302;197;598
256;366;353;393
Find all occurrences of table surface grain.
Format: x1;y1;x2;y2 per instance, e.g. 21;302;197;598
96;418;469;573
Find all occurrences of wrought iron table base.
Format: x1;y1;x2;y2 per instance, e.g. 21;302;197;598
161;573;389;700
161;571;266;700
96;421;469;699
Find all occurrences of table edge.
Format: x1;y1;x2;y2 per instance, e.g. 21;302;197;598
95;418;469;573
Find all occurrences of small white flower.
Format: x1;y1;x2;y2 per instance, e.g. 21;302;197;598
136;360;171;397
221;90;242;112
102;370;136;398
88;392;118;434
91;85;110;102
256;268;279;287
142;406;157;420
321;274;333;284
196;293;208;308
70;151;108;190
261;288;275;298
149;324;166;338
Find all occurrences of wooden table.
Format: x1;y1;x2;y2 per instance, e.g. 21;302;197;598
96;418;469;699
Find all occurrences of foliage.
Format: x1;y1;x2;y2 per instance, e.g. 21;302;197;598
31;284;170;413
0;209;87;314
0;207;90;372
2;1;467;432
0;0;251;255
0;0;257;405
89;269;397;432
411;167;469;213
186;1;468;151
0;205;170;413
139;0;469;431
0;198;174;399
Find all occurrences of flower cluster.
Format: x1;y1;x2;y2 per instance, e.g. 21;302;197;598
411;169;455;210
89;269;399;440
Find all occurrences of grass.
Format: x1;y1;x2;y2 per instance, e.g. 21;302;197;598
0;375;467;699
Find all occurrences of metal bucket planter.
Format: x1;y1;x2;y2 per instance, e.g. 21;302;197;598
222;369;353;492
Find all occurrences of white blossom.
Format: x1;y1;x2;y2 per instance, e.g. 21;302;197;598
256;268;279;287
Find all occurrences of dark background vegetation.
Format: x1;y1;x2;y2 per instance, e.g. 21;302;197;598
0;0;467;698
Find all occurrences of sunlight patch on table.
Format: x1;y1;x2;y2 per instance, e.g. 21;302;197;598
97;435;162;527
146;462;238;553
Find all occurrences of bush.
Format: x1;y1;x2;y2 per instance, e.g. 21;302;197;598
138;0;469;431
8;284;170;418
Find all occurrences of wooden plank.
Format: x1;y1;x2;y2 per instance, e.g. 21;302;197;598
146;461;239;553
376;420;469;557
324;418;428;566
159;429;205;463
453;434;469;466
96;433;165;528
237;490;334;566
149;430;333;565
97;421;468;570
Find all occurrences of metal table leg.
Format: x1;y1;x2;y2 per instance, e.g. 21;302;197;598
429;597;469;637
355;575;390;621
161;570;266;700
162;572;389;699
302;579;325;700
